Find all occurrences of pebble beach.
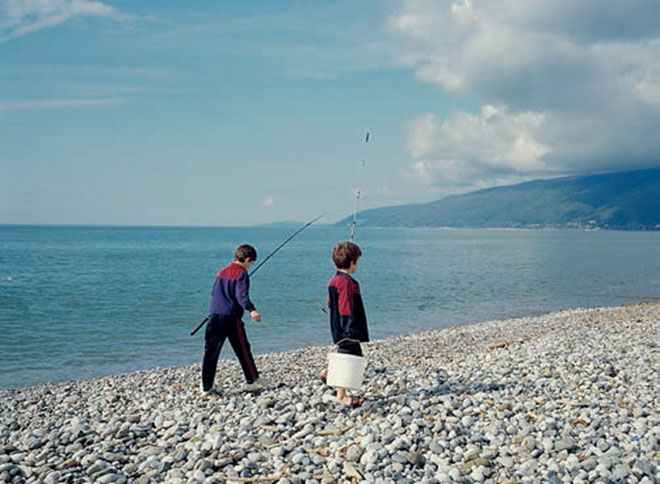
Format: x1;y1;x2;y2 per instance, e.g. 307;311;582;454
1;303;658;484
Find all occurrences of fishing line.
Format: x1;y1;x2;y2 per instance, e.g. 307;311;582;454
349;131;370;242
316;132;370;316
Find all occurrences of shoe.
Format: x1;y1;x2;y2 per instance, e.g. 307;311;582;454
245;377;269;392
202;387;221;397
342;396;364;408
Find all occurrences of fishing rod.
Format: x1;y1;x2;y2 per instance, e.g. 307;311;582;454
349;131;369;242
249;212;324;277
190;213;325;336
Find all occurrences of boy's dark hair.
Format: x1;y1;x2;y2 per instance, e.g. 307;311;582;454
332;241;362;269
234;244;257;263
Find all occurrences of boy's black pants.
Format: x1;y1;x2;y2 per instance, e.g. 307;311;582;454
202;313;259;391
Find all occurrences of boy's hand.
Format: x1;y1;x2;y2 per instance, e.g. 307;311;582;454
250;310;261;322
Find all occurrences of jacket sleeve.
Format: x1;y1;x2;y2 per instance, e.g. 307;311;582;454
236;272;256;312
338;282;359;339
337;282;353;317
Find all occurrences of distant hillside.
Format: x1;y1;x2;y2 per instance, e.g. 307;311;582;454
336;169;660;230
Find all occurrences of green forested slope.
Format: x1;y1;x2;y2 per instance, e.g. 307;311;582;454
336;169;660;230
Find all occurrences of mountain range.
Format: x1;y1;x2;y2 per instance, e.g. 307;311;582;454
336;169;660;230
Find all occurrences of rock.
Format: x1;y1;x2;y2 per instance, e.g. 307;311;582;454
429;440;444;454
463;446;479;461
345;445;362;463
97;474;122;483
392;452;409;464
258;435;277;446
291;452;306;465
87;460;109;475
460;458;490;473
470;468;485;482
247;452;265;463
405;451;425;467
9;452;25;464
45;471;62;484
554;437;577;452
546;470;562;484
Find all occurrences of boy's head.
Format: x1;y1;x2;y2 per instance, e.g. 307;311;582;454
332;241;362;271
234;244;257;264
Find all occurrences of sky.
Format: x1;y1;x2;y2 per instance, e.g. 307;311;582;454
1;0;659;226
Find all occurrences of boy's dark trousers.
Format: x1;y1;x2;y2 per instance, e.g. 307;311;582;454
202;313;259;391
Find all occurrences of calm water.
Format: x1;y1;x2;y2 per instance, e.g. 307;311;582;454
1;225;659;389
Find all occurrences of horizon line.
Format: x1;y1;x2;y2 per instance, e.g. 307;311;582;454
0;222;340;229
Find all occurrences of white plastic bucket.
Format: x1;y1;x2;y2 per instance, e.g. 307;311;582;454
326;351;367;390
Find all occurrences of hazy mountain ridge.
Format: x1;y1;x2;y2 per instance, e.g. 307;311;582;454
337;169;660;230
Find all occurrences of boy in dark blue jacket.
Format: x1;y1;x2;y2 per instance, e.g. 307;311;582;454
201;244;265;395
321;241;369;407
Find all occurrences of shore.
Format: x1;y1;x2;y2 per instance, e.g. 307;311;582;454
1;303;658;484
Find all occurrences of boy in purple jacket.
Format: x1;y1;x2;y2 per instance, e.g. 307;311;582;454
201;244;265;395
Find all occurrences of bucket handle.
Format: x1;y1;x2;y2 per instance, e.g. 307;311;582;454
336;337;359;345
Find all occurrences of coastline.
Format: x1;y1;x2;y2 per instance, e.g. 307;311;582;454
1;303;658;483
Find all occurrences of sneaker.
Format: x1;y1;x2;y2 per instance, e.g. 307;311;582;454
244;377;269;392
201;387;221;397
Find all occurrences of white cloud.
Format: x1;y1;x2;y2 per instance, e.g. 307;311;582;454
262;196;274;207
0;0;125;42
389;0;660;190
408;105;549;189
0;97;125;110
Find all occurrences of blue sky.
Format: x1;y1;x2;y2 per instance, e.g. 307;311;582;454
2;1;659;226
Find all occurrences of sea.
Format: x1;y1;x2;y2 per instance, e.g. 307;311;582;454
1;225;659;390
